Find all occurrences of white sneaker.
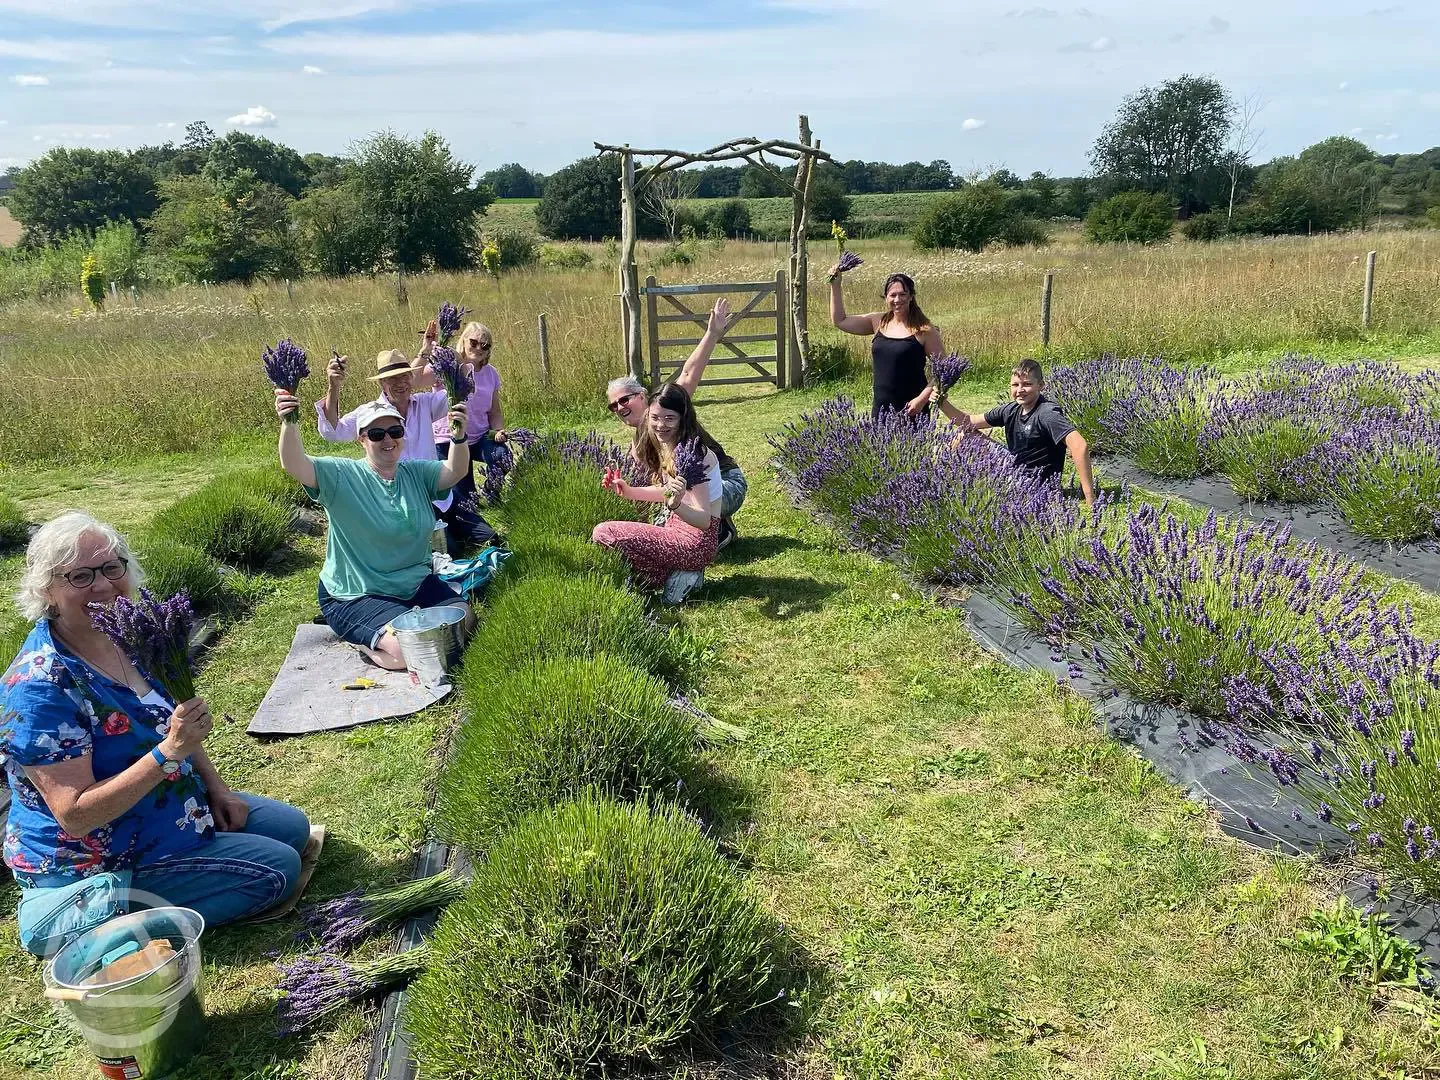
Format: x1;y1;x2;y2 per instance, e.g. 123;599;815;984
663;568;705;605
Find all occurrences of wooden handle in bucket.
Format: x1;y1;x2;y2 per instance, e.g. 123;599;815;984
43;986;90;1003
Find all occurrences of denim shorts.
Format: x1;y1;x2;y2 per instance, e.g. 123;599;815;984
318;574;460;649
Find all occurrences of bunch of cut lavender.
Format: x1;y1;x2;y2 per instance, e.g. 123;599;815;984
89;589;196;704
668;437;710;490
428;345;474;404
505;427;540;451
263;339;310;424
925;352;971;406
435;302;470;346
831;250;863;277
481;441;515;504
277;944;430;1035
297;869;466;953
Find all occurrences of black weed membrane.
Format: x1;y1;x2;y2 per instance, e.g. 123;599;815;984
1099;457;1440;594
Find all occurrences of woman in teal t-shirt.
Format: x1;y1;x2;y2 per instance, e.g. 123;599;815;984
273;392;474;670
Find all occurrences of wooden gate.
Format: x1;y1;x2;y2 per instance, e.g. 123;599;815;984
644;272;790;390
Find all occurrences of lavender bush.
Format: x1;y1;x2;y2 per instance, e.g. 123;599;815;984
89;589;196;704
1284;409;1440;542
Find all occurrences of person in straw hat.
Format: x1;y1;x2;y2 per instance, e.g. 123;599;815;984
313;349;495;547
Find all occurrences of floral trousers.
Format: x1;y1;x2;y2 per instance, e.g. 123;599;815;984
592;514;719;588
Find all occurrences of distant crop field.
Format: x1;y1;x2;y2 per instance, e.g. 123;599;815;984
0;207;20;247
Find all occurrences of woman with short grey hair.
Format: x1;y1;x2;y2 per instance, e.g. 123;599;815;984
2;511;312;957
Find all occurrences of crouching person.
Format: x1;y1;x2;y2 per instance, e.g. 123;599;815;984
274;389;476;669
4;512;312;956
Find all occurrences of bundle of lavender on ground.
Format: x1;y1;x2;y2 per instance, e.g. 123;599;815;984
926;351;971;407
89;589;197;704
263;339;310;423
832;250;863;278
297;869;466;953
277;944;430;1036
435;301;469;346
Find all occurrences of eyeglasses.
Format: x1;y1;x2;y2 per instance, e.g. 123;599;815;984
53;557;129;589
607;391;641;413
466;340;492;351
364;425;406;442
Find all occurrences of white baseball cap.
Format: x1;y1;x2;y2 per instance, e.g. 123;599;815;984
354;401;405;437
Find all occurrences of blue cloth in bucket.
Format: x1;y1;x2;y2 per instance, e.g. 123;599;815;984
435;545;509;599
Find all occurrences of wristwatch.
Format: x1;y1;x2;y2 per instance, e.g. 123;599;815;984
149;746;181;778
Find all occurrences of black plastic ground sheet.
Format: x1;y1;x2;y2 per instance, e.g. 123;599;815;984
1099;457;1440;594
776;471;1440;964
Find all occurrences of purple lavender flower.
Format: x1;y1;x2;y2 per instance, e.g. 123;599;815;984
506;427;540;450
429;345;474;404
833;250;863;276
481;441;515;505
670;437;710;490
1317;802;1332;823
436;302;470;346
263;338;310;423
926;352;971;405
1368;832;1385;848
89;589;196;704
296;871;464;953
1402;729;1417;756
276;946;429;1035
1409;838;1423;861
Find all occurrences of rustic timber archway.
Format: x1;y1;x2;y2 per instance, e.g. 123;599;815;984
594;116;832;388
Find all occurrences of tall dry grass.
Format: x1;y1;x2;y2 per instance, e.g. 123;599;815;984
4;228;1438;467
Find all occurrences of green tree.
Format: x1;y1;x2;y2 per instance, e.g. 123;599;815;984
1084;191;1174;244
302;153;352;191
738;164;791;198
7;148;159;245
535;154;621;240
480;163;542;198
147;171;297;283
292;185;383;275
204;132;310;197
347;130;491;271
1091;75;1232;213
809;175;850;227
912;182;1016;251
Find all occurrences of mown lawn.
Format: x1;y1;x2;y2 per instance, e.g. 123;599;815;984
1;374;1439;1078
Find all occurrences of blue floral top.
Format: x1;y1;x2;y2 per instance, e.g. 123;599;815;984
1;619;214;888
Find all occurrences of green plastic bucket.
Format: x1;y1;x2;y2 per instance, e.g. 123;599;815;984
44;906;206;1079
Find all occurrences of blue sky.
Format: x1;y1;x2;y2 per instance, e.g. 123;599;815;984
0;0;1435;176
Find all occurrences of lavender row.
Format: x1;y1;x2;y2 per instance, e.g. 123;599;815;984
1048;354;1440;541
770;397;1440;896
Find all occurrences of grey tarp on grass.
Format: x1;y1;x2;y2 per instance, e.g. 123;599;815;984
1098;457;1440;593
247;623;451;736
961;590;1440;964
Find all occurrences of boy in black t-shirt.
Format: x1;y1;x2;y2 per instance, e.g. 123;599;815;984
945;358;1096;505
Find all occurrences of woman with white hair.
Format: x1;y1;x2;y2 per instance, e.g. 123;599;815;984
1;512;312;957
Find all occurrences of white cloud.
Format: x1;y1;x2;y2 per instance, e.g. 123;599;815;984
1338;80;1349;90
157;121;178;128
302;64;326;75
962;118;987;131
1351;126;1365;134
226;105;278;127
1207;15;1229;33
1060;36;1112;53
0;37;95;62
11;74;50;86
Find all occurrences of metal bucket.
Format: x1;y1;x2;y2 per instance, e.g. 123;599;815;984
391;605;466;687
44;906;206;1079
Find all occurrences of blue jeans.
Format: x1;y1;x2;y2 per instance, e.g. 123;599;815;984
318;574;460;649
437;433;509;503
17;793;310;956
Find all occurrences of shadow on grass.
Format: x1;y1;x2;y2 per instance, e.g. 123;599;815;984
702;573;841;621
722;532;808;564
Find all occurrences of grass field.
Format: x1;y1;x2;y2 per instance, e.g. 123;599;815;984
5;373;1440;1077
4;229;1439;471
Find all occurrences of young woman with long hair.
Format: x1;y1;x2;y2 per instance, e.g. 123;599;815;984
828;265;945;416
592;382;722;604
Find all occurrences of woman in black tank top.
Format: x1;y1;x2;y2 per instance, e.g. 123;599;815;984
827;267;945;416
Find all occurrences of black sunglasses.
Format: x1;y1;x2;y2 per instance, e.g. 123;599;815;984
364;425;406;442
607;391;641;413
467;339;492;350
54;557;129;589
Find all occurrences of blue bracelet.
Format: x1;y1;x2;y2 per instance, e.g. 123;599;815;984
150;746;168;768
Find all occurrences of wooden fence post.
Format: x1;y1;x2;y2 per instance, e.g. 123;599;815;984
775;270;788;389
537;312;551;384
395;265;408;306
644;275;661;386
129;286;137;305
1041;272;1054;348
285;278;293;302
619;149;643;380
1362;250;1377;329
109;281;117;299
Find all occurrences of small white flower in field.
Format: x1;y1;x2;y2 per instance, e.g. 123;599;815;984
890;591;901;601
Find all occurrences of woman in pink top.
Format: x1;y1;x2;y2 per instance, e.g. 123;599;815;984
423;321;510;506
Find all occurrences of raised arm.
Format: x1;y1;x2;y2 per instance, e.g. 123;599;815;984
436;404;473;490
275;391;318;490
828;263;876;336
673;298;734;397
317;353;348;433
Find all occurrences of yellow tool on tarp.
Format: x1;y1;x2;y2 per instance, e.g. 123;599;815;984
341;677;380;691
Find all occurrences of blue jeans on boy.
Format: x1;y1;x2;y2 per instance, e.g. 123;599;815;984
17;793;310;957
